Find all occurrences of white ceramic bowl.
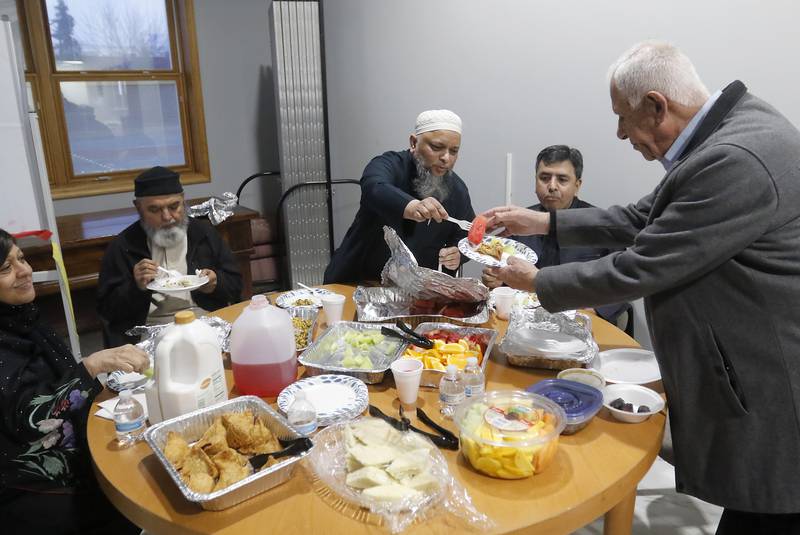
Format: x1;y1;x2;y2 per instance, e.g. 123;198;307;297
557;367;606;391
603;384;665;423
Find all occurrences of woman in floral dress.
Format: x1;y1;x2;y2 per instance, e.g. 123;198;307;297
0;229;149;534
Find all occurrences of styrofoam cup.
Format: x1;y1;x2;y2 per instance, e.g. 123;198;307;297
390;358;424;405
493;287;516;320
320;293;346;325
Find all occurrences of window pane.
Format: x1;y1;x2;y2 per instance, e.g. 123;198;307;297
45;0;171;71
61;80;185;175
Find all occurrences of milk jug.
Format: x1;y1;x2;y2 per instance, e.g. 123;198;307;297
230;294;297;396
149;310;228;422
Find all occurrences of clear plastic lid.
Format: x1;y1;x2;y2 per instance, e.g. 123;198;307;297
526;379;603;425
453;390;566;447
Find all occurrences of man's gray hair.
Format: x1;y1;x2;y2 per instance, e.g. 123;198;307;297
608;40;710;109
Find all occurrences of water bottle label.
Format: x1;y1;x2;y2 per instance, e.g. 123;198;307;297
465;384;485;398
115;417;145;433
439;391;465;405
293;421;317;435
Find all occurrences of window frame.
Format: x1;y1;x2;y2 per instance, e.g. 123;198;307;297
18;0;210;199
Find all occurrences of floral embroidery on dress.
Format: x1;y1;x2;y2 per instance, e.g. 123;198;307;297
12;377;91;481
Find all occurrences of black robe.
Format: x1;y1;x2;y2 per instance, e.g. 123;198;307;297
324;149;475;283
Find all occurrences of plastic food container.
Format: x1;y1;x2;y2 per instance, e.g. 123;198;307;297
453;390;566;479
557;367;606;391
527;379;603;435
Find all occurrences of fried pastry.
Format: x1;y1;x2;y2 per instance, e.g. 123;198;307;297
238;416;281;455
212;448;251;491
476;239;504;260
196;417;228;455
221;410;256;449
186;471;215;494
180;445;219;481
164;431;190;470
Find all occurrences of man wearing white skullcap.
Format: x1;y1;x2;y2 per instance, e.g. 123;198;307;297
324;109;475;283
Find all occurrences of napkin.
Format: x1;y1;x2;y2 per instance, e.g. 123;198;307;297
95;393;149;420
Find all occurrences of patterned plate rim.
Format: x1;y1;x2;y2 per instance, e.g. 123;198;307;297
275;288;335;309
277;374;369;426
457;236;538;268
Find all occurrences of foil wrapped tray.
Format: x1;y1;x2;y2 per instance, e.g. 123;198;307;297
298;321;407;384
144;396;310;511
411;322;499;387
497;307;599;370
353;286;490;327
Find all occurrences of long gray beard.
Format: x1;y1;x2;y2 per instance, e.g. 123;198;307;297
142;213;189;249
413;156;451;202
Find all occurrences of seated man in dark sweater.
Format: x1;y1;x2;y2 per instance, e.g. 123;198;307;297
482;145;632;332
324;109;475;283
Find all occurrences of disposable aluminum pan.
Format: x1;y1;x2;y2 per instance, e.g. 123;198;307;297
497;307;599;370
144;396;310;511
411;322;499;387
287;306;319;351
298;321;407;384
353;286;490;327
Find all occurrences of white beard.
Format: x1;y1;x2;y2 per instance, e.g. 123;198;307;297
413;156;452;202
142;215;189;249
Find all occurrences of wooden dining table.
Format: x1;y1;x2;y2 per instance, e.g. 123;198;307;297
87;284;665;535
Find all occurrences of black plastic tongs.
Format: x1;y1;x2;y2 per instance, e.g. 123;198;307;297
368;405;459;450
380;321;434;349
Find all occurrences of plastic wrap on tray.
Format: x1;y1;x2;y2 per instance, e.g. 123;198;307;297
406;322;498;387
298;321;407;384
497;307;598;370
353;286;489;327
144;396;310;511
126;315;231;357
379;226;489;303
306;417;493;534
287;306;319;351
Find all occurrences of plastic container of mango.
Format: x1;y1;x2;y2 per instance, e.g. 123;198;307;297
402;322;498;387
453;390;566;479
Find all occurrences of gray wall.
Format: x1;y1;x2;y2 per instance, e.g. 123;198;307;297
322;0;800;347
54;0;280;217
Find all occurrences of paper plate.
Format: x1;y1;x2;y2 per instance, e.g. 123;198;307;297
147;274;209;293
277;374;369;427
457;236;538;268
276;288;335;309
591;348;661;385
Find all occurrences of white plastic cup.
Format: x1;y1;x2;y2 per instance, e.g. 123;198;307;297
390;358;424;405
493;287;516;320
320;293;346;325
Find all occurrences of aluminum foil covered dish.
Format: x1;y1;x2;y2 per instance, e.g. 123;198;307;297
496;307;598;370
188;192;238;225
356;227;490;326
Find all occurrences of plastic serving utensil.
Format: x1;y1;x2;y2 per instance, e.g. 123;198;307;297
248;436;314;471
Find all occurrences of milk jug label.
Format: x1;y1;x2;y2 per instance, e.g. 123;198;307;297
197;369;227;409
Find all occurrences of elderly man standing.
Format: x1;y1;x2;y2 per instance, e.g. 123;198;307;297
324;109;475;283
486;41;800;533
481;144;631;332
97;167;242;346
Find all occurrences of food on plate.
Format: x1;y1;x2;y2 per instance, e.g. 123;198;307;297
158;276;195;288
609;397;651;413
163;410;286;494
292;316;313;348
476;238;504;260
467;215;487;245
343;418;439;503
409;299;483;318
402;330;487;371
293;298;315;306
310;328;403;370
458;401;560;479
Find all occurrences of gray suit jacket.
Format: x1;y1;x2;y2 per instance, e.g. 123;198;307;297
537;81;800;513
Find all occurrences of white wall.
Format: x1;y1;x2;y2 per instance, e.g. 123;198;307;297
322;0;800;347
54;0;280;217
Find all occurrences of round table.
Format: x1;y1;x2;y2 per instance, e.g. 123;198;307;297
88;284;664;535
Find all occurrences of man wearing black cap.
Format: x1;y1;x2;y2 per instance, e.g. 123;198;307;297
97;166;242;346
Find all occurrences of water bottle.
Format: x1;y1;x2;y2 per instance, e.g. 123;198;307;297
463;357;485;399
287;391;318;436
113;390;146;448
439;364;465;418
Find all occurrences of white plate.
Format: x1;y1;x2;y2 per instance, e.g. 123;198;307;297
457;236;538;268
487;288;540;309
276;288;335;309
147;274;209;293
514;328;587;356
277;374;369;427
592;348;661;385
